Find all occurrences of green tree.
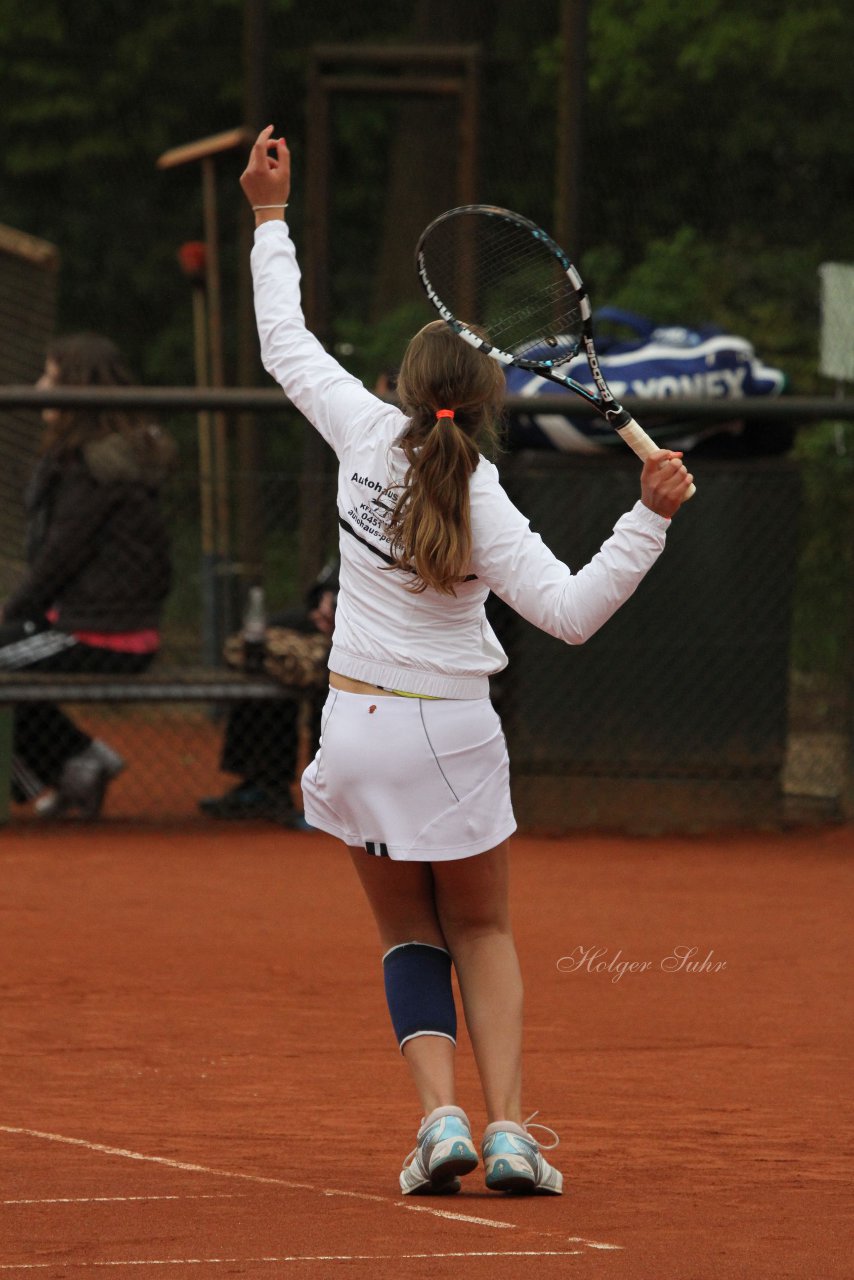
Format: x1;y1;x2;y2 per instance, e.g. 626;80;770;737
1;0;850;390
573;0;854;385
0;0;253;379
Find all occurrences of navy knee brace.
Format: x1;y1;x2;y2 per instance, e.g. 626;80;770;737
382;942;457;1050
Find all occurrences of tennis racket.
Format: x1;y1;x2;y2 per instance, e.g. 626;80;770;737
416;203;695;497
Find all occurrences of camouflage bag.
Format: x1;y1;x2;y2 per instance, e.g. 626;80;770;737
224;627;331;689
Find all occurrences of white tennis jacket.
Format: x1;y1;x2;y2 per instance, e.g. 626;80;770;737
251;220;670;700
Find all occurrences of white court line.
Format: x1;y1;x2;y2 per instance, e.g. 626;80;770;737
0;1127;314;1194
323;1186;513;1228
567;1236;624;1251
0;1125;513;1231
0;1123;623;1252
0;1251;585;1270
3;1195;246;1207
401;1203;515;1228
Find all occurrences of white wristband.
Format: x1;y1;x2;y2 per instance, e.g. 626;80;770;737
252;203;288;210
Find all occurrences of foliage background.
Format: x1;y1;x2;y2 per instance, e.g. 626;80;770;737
1;0;851;393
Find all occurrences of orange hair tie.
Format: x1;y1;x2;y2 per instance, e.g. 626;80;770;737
435;409;455;420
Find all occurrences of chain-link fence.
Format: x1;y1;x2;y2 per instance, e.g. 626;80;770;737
0;224;59;593
493;449;852;832
0;401;851;832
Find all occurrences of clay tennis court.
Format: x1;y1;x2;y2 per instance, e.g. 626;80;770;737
1;817;851;1278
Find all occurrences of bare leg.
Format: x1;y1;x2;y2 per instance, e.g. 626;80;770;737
432;841;524;1125
348;849;457;1115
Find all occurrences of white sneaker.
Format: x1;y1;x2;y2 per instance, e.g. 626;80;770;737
482;1113;564;1195
399;1105;479;1195
36;740;125;820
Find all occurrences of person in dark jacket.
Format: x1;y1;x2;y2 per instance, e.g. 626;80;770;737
0;332;176;818
199;570;337;826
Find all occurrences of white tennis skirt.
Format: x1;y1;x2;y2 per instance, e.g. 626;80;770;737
301;689;517;861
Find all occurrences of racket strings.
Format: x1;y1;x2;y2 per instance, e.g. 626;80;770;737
489;279;580;357
420;213;585;362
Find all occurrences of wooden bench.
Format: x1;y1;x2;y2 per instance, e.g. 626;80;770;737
0;668;299;823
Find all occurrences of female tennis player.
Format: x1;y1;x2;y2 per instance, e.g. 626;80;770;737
241;126;693;1197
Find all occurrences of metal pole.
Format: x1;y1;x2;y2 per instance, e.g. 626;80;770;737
191;283;219;667
159;133;254;665
200;156;229;551
7;388;854;422
236;0;267;593
200;155;233;643
457;51;480;322
158;126;257;641
844;469;854;821
304;56;330;343
554;0;588;252
0;708;11;825
300;56;335;594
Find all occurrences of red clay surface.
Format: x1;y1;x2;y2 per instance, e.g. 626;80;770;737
0;820;851;1278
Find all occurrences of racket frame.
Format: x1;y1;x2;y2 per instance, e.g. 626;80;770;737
416;203;695;486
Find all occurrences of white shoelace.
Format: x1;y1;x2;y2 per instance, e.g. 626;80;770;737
522;1110;560;1151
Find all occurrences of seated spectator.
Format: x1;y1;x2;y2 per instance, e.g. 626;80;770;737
199;569;337;826
0;332;177;819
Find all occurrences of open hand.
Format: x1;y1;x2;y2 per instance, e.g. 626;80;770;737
640;449;695;519
240;125;290;221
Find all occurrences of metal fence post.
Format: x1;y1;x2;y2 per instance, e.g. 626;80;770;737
0;709;11;825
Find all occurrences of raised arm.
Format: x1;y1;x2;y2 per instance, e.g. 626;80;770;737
239;124;290;228
239;127;403;455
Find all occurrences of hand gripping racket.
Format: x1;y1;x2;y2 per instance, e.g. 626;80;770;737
416;203;695;497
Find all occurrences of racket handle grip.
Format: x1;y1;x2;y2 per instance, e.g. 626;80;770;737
616;417;696;501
